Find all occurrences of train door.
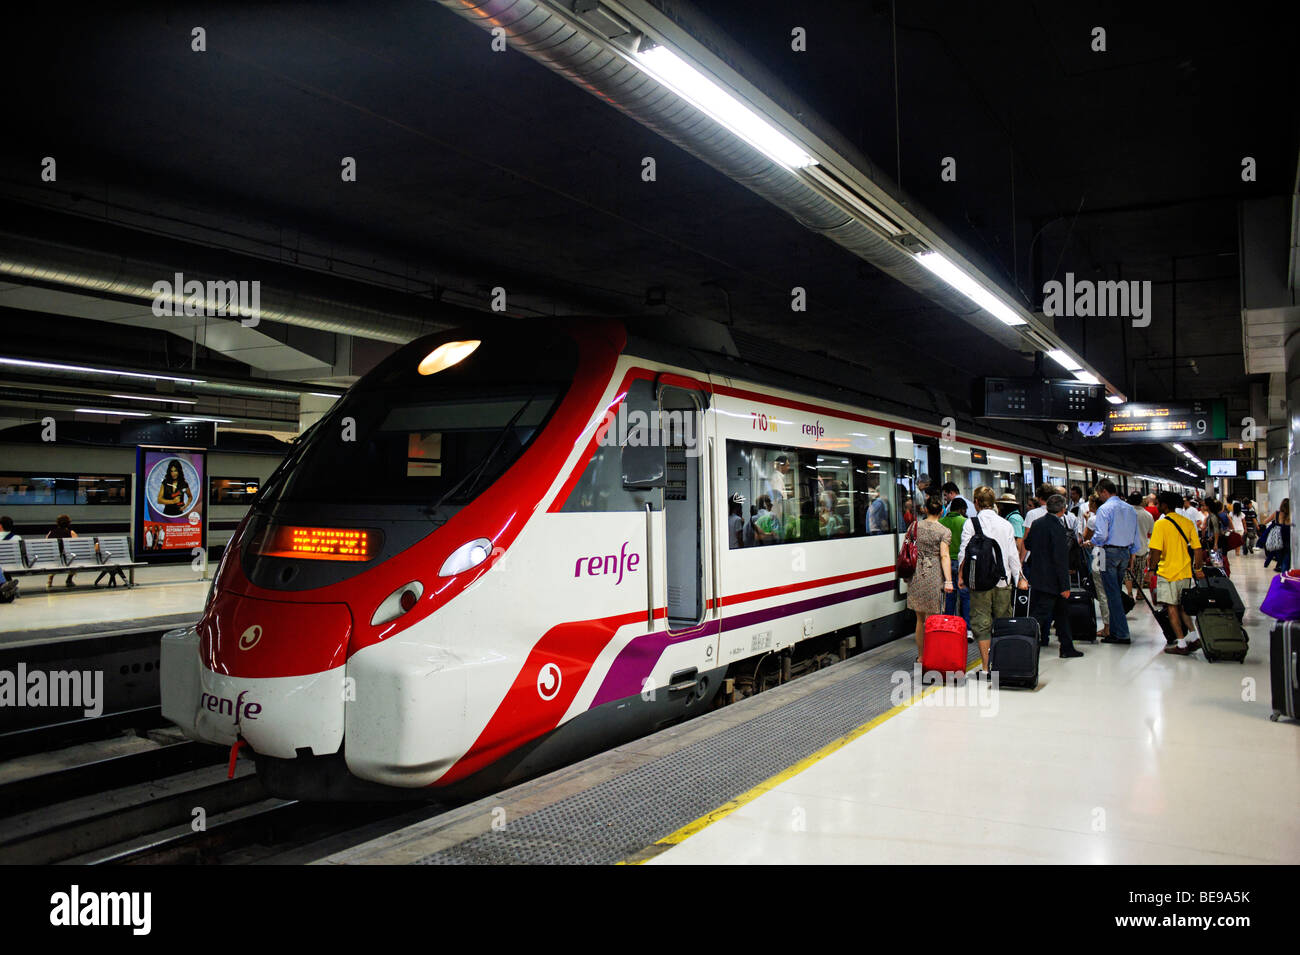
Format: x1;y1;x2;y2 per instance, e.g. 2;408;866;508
658;384;709;635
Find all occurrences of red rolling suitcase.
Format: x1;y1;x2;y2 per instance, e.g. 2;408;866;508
922;614;968;676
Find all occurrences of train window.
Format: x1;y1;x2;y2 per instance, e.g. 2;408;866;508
726;441;892;548
0;473;128;505
561;379;663;513
253;331;576;512
209;477;261;506
78;475;129;505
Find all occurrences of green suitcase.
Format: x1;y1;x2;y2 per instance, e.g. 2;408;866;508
1196;608;1248;663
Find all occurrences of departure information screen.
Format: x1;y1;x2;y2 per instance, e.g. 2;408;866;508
1104;400;1225;442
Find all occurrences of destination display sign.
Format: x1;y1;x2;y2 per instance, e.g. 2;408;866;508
1104;400;1225;443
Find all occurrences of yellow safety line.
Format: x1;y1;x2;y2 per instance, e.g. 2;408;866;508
621;658;983;865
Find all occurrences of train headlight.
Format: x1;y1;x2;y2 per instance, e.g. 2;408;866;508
438;537;493;577
371;580;425;626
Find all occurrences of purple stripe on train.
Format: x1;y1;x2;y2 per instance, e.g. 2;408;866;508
589;581;896;707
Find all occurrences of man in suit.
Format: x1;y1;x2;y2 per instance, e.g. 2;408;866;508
1022;493;1084;658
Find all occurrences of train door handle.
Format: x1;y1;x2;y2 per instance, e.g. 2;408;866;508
645;502;654;630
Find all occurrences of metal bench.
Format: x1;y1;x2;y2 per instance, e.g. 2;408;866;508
94;536;147;587
62;538;102;568
21;539;64;573
0;540;21;576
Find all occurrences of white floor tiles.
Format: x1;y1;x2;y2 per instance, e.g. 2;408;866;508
651;552;1300;865
0;565;207;637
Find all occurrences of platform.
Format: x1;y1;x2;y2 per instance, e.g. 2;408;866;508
0;565;207;646
326;552;1299;866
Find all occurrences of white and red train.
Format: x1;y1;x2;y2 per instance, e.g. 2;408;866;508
161;319;1184;798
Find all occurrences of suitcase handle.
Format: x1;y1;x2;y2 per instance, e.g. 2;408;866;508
1294;652;1298;690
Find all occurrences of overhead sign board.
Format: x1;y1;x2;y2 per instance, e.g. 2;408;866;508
977;377;1108;422
1103;400;1226;443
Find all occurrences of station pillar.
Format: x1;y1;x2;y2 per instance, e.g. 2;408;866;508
1286;329;1300;568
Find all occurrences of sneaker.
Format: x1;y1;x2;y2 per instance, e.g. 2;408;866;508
1059;647;1084;658
1164;640;1201;656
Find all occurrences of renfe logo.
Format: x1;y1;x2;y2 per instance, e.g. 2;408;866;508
574;541;640;584
200;689;262;721
801;419;825;439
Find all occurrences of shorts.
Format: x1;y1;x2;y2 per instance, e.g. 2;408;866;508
1156;576;1193;606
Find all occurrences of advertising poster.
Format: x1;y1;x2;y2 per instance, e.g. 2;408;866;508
135;446;207;561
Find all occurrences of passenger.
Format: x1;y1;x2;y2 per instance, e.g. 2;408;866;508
1262;499;1291;573
957;485;1021;673
1068;486;1085;519
908;493;954;662
46;514;78;589
1228;502;1246;556
995;492;1026;562
1203;499;1230;577
941;481;975;518
818;491;845;537
902;498;916;529
0;515;18;541
728;495;745;548
1082;494;1111;639
868;486;891;534
1149;491;1205;655
1242;500;1259;554
1084;479;1140;645
938;497;970;625
751;494;780;544
1127;491;1154;598
1023;483;1053;531
1144;494;1161;520
1022;494;1083;658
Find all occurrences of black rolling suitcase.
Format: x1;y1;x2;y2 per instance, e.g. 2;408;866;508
1137;582;1179;644
1066;573;1097;642
1180;575;1245;619
1270;621;1299;722
990;617;1040;689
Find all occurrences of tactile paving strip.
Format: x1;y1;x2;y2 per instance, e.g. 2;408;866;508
416;641;980;865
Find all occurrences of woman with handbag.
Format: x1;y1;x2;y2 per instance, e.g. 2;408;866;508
903;494;954;660
1263;498;1291;573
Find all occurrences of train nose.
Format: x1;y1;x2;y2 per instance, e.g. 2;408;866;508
162;591;354;759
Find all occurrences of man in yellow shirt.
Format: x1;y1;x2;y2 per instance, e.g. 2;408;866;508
1147;491;1205;654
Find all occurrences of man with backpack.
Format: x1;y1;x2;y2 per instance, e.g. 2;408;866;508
1148;491;1204;654
957;485;1022;673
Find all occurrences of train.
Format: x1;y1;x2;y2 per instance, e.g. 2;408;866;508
158;318;1190;799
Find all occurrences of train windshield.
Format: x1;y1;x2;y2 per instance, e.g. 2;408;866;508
255;331;576;513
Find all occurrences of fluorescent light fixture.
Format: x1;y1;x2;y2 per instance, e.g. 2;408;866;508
418;340;481;377
172;416;232;424
1072;371;1100;385
109;394;198;405
75;407;150;417
309;392;343;399
914;251;1028;326
635;44;817;170
1047;349;1082;371
0;356;204;384
1106;395;1123;405
1172;444;1187;453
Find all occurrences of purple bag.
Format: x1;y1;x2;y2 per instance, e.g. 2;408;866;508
1260;574;1300;620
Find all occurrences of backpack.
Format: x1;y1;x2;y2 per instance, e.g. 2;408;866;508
962;514;1007;591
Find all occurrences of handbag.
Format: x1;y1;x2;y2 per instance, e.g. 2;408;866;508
1260;573;1300;620
1265;523;1283;552
896;520;918;580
